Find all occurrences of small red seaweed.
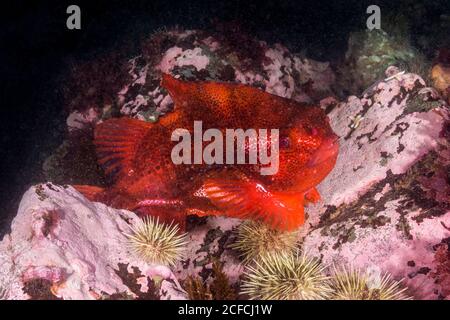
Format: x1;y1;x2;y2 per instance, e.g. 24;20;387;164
430;243;450;297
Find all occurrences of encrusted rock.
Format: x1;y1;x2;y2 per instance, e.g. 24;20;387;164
175;217;243;286
0;184;186;300
302;71;450;300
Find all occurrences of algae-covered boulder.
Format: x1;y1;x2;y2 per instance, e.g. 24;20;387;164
336;29;428;96
0;184;186;300
116;29;335;121
302;71;450;299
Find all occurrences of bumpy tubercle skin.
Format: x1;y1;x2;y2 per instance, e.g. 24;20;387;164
75;74;339;231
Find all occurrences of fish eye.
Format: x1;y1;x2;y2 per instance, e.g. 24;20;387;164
280;136;290;148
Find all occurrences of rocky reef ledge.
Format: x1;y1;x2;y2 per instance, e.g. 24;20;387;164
1;25;450;299
0;184;187;300
1;68;449;300
304;69;450;300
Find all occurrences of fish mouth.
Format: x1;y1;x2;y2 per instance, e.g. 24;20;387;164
306;135;339;167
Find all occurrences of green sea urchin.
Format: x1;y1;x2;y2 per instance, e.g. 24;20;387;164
124;217;188;266
230;221;299;264
331;267;411;300
240;251;333;300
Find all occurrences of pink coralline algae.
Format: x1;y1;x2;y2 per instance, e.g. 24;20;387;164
22;266;66;284
301;70;450;300
0;184;187;300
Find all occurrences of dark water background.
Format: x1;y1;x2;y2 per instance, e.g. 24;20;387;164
0;0;448;235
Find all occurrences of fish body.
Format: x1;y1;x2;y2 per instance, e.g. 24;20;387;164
75;74;339;231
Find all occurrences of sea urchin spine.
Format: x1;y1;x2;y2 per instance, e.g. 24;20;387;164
230;220;299;264
240;251;333;300
123;217;188;266
331;267;412;300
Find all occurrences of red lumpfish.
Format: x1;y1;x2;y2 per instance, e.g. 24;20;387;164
75;74;339;231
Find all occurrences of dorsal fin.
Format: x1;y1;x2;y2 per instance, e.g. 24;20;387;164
160;73;193;108
94;117;152;183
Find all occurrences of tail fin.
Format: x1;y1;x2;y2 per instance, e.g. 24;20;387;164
73;185;105;201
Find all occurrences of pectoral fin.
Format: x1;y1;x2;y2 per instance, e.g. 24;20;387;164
305;187;321;204
201;179;305;231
